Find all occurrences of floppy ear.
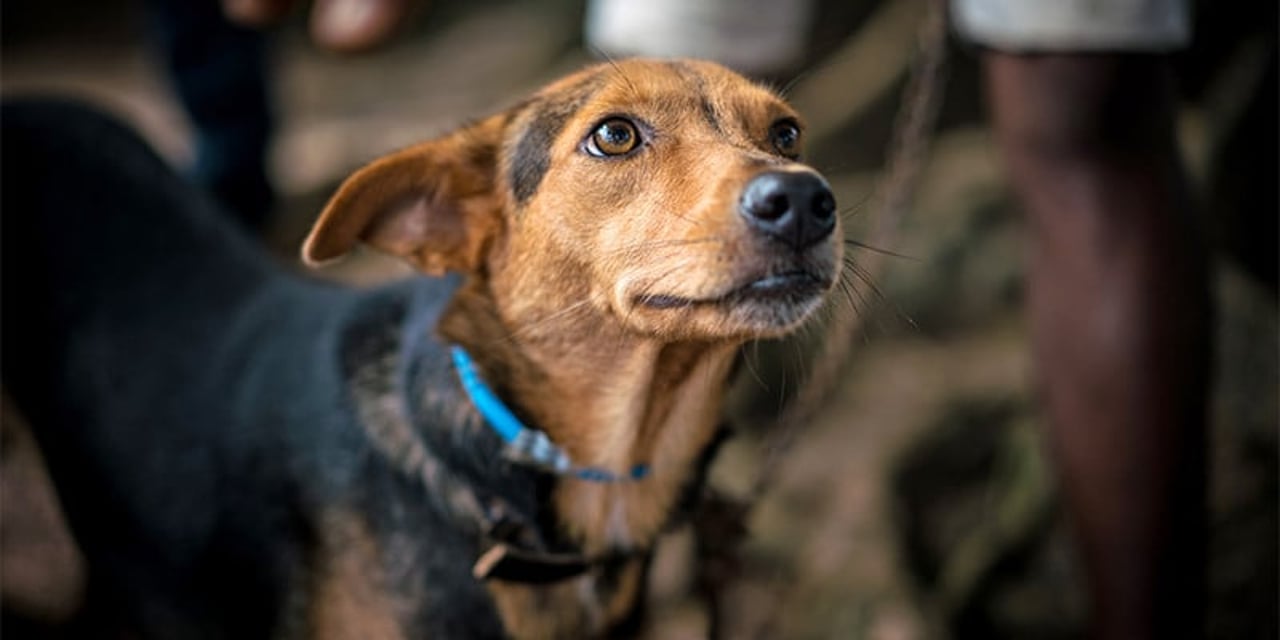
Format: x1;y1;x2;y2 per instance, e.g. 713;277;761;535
301;114;507;275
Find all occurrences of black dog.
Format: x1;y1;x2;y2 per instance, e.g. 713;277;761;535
2;101;543;638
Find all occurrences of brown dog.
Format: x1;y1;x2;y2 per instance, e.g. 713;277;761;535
1;58;838;639
302;57;840;635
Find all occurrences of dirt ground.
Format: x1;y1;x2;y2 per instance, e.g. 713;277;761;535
2;1;1276;638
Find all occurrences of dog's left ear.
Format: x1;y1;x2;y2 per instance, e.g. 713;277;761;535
302;114;506;275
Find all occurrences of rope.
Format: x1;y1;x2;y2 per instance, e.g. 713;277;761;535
692;5;952;635
749;0;950;502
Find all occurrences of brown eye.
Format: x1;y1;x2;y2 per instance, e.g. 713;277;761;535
770;119;802;158
586;118;640;157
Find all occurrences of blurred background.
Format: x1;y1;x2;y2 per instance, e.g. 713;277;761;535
1;0;1275;638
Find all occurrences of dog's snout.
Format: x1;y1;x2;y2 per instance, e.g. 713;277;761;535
739;171;836;250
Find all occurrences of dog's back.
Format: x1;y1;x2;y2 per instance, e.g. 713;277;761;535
2;101;517;638
3;101;342;636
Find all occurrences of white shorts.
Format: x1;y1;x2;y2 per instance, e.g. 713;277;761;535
584;0;817;76
952;0;1191;52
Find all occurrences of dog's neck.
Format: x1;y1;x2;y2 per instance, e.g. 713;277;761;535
439;278;738;552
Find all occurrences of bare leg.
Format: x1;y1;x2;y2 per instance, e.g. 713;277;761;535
985;54;1210;640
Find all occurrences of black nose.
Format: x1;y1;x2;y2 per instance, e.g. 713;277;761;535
739;171;836;250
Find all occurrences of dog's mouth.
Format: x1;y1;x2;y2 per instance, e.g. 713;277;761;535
616;215;843;337
635;269;830;311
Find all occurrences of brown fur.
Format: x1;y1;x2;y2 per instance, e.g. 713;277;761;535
304;58;841;636
0;394;87;624
484;556;645;639
303;510;407;640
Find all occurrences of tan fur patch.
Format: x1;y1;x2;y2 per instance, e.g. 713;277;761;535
0;394;87;622
305;510;407;640
485;557;645;640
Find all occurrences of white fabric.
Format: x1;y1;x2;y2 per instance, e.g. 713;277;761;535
953;0;1191;51
584;0;817;76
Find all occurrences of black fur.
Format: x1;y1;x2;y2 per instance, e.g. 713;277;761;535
0;100;559;638
508;75;601;206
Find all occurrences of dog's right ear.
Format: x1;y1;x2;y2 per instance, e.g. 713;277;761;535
301;114;507;275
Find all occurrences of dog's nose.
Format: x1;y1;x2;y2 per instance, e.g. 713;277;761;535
739;171;836;250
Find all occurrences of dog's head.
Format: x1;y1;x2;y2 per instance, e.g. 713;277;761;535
304;59;841;342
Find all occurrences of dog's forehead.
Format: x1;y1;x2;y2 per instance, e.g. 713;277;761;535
536;59;770;99
577;59;783;118
506;59;793;205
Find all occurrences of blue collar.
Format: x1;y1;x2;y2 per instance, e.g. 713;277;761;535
450;346;649;483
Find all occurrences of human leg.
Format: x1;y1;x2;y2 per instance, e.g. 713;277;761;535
985;53;1210;640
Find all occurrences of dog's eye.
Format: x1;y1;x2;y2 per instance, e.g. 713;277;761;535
586;118;641;157
769;119;802;158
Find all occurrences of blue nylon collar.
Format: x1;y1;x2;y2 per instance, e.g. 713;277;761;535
450;346;649;483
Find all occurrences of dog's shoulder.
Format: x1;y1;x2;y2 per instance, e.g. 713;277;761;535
332;274;532;501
